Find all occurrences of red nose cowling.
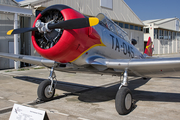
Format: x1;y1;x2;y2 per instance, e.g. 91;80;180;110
32;5;102;63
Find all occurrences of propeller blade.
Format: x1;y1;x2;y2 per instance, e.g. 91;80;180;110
48;17;99;29
7;17;99;35
7;27;38;35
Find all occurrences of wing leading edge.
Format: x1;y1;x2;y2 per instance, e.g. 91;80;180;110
0;52;55;67
1;52;180;78
92;57;180;77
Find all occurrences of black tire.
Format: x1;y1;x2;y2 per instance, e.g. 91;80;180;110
115;87;132;115
37;80;55;101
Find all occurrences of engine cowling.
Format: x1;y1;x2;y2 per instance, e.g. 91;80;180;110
32;4;103;63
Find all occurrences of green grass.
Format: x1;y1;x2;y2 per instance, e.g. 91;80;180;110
34;67;45;70
17;68;29;71
5;70;12;72
54;94;59;97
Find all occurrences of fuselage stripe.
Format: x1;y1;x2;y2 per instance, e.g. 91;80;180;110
70;39;106;62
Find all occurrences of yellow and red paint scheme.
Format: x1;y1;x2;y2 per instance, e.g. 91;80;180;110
32;5;104;63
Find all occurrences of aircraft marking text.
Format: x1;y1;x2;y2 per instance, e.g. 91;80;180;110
110;34;134;58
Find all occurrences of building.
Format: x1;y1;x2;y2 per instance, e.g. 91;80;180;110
0;0;32;69
19;0;144;55
143;18;180;55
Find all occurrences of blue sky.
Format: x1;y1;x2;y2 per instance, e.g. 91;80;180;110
16;0;24;2
16;0;180;21
124;0;180;20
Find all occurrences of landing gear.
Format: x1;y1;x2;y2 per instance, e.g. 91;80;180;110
37;79;55;101
115;69;133;115
115;87;132;115
37;67;57;101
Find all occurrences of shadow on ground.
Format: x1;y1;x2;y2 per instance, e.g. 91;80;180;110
13;76;180;104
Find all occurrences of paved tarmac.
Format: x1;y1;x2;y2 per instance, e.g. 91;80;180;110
0;54;180;120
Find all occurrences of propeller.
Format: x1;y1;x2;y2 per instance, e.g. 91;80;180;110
7;17;99;35
7;27;38;35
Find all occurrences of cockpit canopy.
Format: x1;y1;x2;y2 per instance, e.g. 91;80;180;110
97;13;130;43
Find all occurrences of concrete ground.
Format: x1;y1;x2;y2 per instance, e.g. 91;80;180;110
0;54;180;120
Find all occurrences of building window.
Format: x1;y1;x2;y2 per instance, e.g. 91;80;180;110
169;31;171;40
172;32;176;40
130;25;134;30
100;0;113;9
135;26;138;30
158;30;161;39
159;29;163;39
114;21;118;25
154;29;157;39
119;22;123;28
125;24;129;29
144;28;149;33
164;30;168;40
36;10;41;17
139;27;143;31
177;32;180;40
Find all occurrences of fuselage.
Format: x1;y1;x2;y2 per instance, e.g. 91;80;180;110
72;18;144;66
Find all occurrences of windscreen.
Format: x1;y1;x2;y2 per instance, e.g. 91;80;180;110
97;13;130;43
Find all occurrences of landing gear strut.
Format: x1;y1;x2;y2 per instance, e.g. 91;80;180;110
37;67;57;101
115;69;133;115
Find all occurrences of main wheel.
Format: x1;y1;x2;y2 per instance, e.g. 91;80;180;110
37;80;55;101
115;87;132;115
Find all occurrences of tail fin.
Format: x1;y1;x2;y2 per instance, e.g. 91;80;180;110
144;37;152;56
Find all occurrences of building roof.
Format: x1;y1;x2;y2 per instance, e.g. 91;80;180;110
19;0;40;6
0;0;20;6
143;18;178;25
121;0;144;26
19;0;144;26
143;17;180;31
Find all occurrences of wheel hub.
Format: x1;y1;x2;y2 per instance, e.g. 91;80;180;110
44;85;54;98
125;93;132;110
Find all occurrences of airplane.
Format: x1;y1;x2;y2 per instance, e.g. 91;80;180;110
1;4;180;115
